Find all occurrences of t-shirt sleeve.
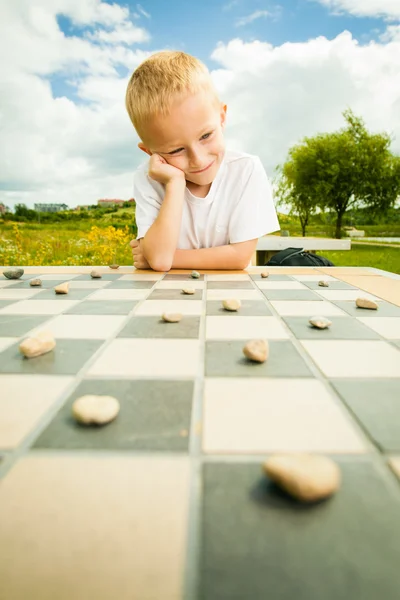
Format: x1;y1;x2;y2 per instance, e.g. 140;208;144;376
133;167;164;240
228;157;280;244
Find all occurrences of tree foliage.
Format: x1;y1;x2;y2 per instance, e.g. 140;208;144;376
275;109;400;238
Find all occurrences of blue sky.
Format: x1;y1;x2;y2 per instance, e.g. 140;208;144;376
51;1;391;101
0;0;399;208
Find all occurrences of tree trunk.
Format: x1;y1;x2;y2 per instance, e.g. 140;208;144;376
300;215;308;237
335;211;344;239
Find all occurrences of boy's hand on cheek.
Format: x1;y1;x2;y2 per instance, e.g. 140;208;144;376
148;153;185;186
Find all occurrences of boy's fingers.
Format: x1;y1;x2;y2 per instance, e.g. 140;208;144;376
130;239;139;248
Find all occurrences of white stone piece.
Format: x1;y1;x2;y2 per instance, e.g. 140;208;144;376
90;270;102;279
72;395;120;425
30;278;42;287
162;312;182;323
19;330;56;358
222;299;241;312
243;339;269;363
263;454;341;502
261;271;269;278
356;297;378;310
182;288;195;295
318;281;329;287
309;316;332;329
54;282;69;294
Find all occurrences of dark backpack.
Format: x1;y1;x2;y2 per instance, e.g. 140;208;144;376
266;247;335;267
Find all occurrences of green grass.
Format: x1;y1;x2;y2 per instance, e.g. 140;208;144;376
319;245;400;274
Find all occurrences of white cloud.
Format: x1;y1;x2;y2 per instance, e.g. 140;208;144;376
1;0;400;212
236;10;271;27
211;32;400;179
136;4;151;19
86;22;150;44
311;0;400;20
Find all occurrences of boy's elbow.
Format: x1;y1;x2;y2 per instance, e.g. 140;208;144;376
149;258;172;272
236;253;251;270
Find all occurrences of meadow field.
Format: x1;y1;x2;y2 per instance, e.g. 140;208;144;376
1;220;399;274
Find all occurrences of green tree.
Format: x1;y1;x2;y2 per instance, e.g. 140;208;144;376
276;109;400;238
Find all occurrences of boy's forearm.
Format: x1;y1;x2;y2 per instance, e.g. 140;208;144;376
171;245;249;270
142;179;186;271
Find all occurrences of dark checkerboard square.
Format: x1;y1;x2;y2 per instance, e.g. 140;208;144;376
207;281;254;289
249;274;293;281
148;288;203;300
206;300;272;316
304;281;357;290
333;301;400;317
73;273;122;280
205;340;312;377
200;461;400;600
0;315;52;337
163;273;204;280
65;301;137;315
260;289;320;301
103;280;155;289
283;316;381;339
2;279;68;289
32;289;93;300
34;379;193;452
118;315;200;338
332;379;400;452
0;300;19;311
0;339;103;375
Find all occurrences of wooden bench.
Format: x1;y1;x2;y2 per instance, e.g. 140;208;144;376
254;236;351;266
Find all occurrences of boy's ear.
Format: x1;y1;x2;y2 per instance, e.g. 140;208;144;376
221;103;227;129
138;142;152;156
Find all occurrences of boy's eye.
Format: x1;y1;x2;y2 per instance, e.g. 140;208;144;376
168;132;213;155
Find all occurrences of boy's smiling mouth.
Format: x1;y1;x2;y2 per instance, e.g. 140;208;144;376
190;159;215;174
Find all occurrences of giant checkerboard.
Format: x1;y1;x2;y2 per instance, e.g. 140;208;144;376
0;265;400;599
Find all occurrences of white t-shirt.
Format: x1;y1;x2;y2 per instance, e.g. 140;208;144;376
133;149;280;248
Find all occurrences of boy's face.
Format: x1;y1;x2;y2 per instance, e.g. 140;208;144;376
138;90;227;186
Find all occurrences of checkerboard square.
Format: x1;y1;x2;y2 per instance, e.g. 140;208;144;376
0;315;53;337
64;300;137;315
206;316;289;340
315;290;381;302
206;300;272;316
118;316;200;338
87;338;200;378
301;340;400;377
148;288;203;300
207;281;254;289
0;300;80;315
332;380;400;452
0;339;103;375
261;289;320;301
0;289;42;300
207;289;261;301
203;378;366;453
200;461;400;600
283;316;380;340
205;340;312;377
34;379;194;452
0;374;72;448
357;317;400;339
333;301;400;317
0;454;189;600
271;301;347;317
29;315;126;339
135;300;202;316
89;289;149;301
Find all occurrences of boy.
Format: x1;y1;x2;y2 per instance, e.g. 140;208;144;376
125;50;279;271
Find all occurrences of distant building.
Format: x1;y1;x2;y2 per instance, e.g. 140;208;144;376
97;198;135;207
34;203;69;213
0;203;7;214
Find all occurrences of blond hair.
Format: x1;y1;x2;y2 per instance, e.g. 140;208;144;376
125;50;220;140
